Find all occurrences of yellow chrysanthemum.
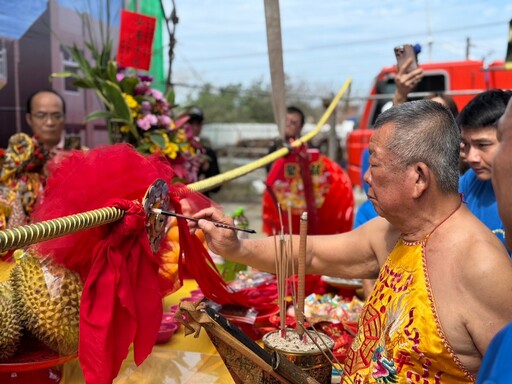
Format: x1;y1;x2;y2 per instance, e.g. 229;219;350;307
146;133;178;159
180;142;194;154
163;141;180;159
175;130;186;142
123;93;140;118
149;144;159;154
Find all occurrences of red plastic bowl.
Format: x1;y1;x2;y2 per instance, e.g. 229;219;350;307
156;322;179;344
162;312;177;323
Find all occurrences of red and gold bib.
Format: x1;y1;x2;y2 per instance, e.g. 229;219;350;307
343;238;474;383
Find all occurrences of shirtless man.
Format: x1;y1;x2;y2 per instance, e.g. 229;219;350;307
192;100;512;382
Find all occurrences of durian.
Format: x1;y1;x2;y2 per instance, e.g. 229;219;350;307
10;248;82;356
0;280;22;361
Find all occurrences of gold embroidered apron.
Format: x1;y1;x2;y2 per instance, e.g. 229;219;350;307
343;238;475;383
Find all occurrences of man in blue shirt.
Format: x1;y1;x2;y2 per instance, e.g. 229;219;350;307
476;93;512;383
353;147;378;229
458;90;512;252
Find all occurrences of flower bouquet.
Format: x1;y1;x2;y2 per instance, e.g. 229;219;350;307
51;43;203;184
110;70;204;183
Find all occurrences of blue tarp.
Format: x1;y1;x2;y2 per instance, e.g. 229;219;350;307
0;0;122;40
0;0;47;39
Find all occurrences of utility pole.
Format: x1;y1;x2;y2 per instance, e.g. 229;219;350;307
466;37;471;60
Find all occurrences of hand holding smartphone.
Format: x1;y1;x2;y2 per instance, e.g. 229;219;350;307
394;44;418;73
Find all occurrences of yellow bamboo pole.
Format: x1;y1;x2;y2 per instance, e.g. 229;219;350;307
0;207;124;253
0;80;351;252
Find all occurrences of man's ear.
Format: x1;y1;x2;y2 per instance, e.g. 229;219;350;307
411;162;429;199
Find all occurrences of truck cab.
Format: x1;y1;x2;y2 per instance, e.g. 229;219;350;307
347;60;512;188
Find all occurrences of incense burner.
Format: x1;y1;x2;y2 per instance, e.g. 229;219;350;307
262;329;334;384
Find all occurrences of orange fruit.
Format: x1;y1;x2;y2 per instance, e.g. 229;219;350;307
195;229;205;243
168;225;180;244
162;248;179;264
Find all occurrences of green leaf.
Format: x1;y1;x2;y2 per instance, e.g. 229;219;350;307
101;40;113;67
102;80;133;122
106;60;118;83
109;117;133;125
165;88;175;104
50;71;81;79
141;95;156;105
149;133;166;148
137;142;152;152
119;76;138;95
84;110;114;122
85;41;101;58
172;176;187;184
73;79;95;89
70;45;92;74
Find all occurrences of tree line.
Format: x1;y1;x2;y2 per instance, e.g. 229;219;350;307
179;78;327;124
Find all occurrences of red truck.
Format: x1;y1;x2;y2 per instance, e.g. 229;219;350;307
346;59;512;188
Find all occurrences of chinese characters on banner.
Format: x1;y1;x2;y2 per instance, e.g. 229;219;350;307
117;10;156;71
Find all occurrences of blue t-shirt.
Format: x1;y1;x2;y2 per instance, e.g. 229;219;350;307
354;148;378;229
354;200;377;229
459;169;508;251
477;322;512;383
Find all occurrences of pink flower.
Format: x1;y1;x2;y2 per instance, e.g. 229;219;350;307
140;101;152;113
159;115;171;127
147;114;158;125
137;114;158;131
150;89;164;101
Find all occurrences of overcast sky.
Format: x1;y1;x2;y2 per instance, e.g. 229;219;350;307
170;0;512;104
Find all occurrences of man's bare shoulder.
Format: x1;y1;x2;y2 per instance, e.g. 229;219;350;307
446;210;512;293
460;234;511;286
429;210;512;364
357;217;401;262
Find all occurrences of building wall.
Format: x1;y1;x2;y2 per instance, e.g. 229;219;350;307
0;39;19;147
0;0;121;148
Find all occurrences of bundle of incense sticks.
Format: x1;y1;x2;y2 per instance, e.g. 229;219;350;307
272;207;345;375
273;205;309;340
274;204;288;337
296;211;307;340
277;232;288;337
287;204;297;324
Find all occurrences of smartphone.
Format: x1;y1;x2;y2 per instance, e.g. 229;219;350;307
394;44;418;73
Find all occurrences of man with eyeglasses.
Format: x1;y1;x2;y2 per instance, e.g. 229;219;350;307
25;89;66;152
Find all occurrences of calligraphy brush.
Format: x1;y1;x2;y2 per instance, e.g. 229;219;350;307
151;208;257;234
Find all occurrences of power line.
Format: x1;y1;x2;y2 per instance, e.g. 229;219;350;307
182;20;509;62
